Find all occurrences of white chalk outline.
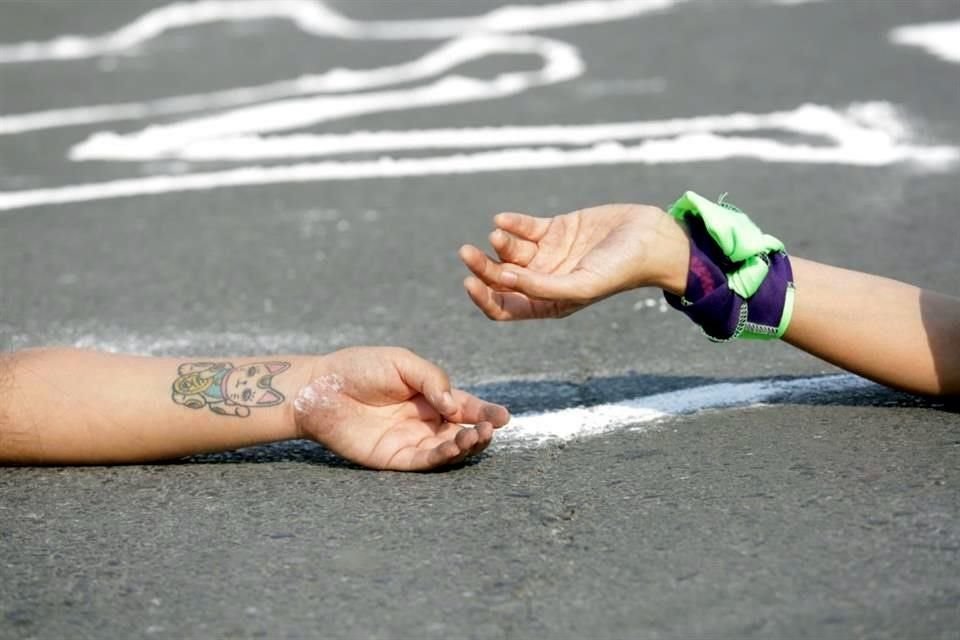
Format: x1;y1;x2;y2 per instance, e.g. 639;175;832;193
0;34;583;138
0;0;680;62
69;102;957;163
890;19;960;66
0;0;956;214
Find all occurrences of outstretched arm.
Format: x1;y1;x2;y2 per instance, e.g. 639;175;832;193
0;347;509;469
783;258;960;397
459;204;960;397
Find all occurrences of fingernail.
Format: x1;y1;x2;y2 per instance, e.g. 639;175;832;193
501;271;517;286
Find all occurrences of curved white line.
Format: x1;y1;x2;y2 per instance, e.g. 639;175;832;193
1;129;955;213
67;102;941;162
498;374;876;446
890;20;960;65
68;34;583;160
0;0;682;64
0;34;580;137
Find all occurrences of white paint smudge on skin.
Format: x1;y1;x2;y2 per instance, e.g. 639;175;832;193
890;20;960;66
496;374;876;447
293;374;345;414
0;0;683;64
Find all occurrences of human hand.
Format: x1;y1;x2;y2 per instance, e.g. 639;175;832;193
459;203;690;320
293;347;510;471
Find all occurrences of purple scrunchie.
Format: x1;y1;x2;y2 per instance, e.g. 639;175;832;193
664;217;793;341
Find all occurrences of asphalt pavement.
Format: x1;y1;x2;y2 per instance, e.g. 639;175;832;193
1;1;958;638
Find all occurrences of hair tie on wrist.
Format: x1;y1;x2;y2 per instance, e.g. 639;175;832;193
663;191;795;342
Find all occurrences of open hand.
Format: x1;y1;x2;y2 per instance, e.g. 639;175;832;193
459;203;689;320
294;347;510;471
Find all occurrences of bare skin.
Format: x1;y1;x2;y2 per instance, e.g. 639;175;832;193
0;346;509;470
459;204;960;397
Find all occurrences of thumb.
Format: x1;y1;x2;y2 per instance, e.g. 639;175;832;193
391;348;457;418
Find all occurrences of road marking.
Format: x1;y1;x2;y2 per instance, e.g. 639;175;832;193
0;0;955;213
890;20;960;66
498;374;875;447
0;34;582;137
67;102;957;164
0;0;681;63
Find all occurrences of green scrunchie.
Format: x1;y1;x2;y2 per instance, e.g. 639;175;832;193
668;191;784;300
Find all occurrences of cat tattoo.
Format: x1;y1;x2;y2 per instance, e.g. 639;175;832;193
171;361;290;417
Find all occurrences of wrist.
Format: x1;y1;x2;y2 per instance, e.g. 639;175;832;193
283;356;331;441
290;351;344;443
649;211;690;296
661;191;795;342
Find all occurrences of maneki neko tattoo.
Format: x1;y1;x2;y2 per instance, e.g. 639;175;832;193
171;361;291;417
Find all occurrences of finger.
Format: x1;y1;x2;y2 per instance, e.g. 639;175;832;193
463;276;510;320
463;276;543;321
449;389;510;427
460;245;532;294
392;349;457;418
388;440;463;471
494;212;550;241
466;422;495;457
458;244;508;289
490;229;538;267
454;426;480;453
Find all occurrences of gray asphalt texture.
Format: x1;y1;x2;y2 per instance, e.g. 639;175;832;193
1;1;960;638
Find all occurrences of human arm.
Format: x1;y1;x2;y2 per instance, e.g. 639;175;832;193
783;259;960;397
0;346;509;469
458;204;960;397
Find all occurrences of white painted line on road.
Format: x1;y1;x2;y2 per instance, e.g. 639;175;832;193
1;0;954;214
0;0;682;63
890;20;960;66
0;35;579;137
497;374;876;447
0;117;955;212
67;102;951;163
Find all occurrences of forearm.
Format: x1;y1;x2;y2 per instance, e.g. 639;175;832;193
783;259;960;397
0;348;312;464
651;210;960;396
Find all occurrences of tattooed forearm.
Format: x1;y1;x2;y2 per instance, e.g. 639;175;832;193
171;360;290;417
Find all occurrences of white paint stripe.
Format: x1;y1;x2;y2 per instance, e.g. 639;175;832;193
67;35;582;160
497;374;875;447
0;34;581;137
0;0;682;64
1;130;955;212
69;102;945;162
890;20;960;66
